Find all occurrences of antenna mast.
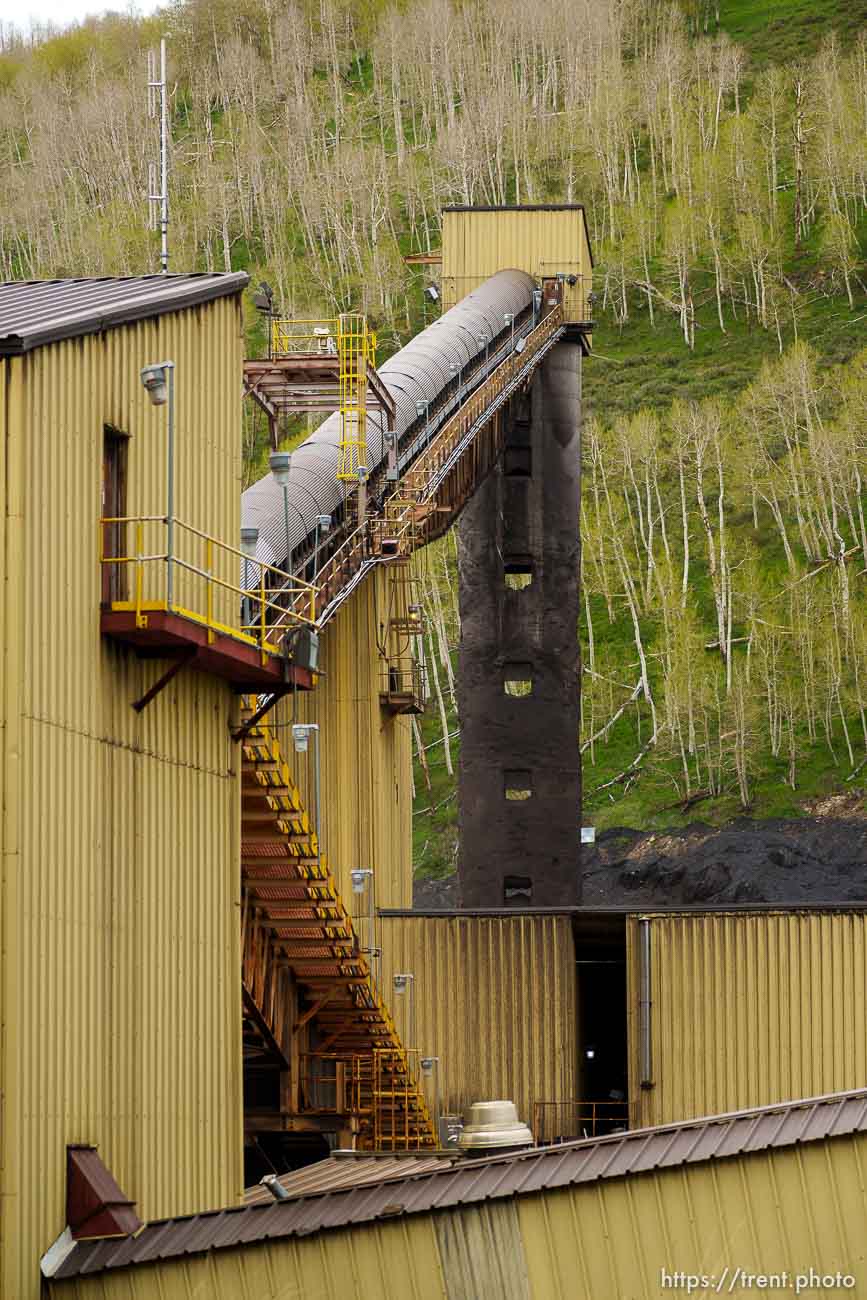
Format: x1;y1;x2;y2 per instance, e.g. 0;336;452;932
147;38;169;274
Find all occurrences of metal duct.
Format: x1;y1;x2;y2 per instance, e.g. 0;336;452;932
242;269;535;570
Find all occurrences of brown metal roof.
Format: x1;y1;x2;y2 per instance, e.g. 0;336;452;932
45;1086;867;1281
0;273;249;355
243;1152;457;1205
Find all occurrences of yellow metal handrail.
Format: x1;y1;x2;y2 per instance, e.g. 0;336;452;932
532;1099;630;1145
283;306;564;625
271;317;340;356
100;515;319;661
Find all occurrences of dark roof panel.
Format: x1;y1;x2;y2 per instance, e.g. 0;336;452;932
45;1086;867;1282
0;273;249;355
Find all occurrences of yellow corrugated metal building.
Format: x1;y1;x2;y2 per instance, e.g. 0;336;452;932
627;910;867;1129
441;205;594;326
378;914;578;1130
0;275;249;1300
43;1087;867;1299
273;567;413;912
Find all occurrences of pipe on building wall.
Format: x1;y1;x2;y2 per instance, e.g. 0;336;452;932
639;916;653;1089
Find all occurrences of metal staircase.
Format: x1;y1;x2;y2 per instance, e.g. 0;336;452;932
240;702;436;1150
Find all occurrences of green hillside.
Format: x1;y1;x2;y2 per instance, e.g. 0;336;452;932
1;0;865;880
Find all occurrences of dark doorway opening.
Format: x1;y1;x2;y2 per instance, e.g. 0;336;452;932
101;425;129;604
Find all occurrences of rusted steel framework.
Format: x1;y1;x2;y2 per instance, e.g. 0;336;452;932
280;304;568;629
240;703;436;1150
243;318;396;450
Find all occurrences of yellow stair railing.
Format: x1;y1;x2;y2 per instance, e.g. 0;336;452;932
240;700;435;1150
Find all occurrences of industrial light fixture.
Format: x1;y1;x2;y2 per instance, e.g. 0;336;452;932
260;1174;290;1202
514;336;527;355
240;526;259;631
393;972;416;1052
585;1046;596;1061
503;312;513;326
252;281;274;313
140;362;170;406
240;527;259;560
566;274;578;286
139;359;176;607
270;450;291;488
424;284;440;303
351;868;373;894
270;451;292;571
317;513;331;532
291;724;322;863
420;1056;438;1076
291;722;315;753
415;400;426;418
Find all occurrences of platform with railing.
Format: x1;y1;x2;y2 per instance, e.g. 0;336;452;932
99;514;319;704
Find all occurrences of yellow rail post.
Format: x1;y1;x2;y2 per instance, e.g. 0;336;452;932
135;521;145;628
259;564;267;665
205;536;214;644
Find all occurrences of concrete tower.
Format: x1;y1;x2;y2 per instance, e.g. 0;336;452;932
457;340;582;907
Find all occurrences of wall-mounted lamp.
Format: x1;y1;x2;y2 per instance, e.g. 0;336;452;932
424;284;440;303
351;868;373;894
140;359;176;607
140;362;169;406
291;723;321;862
240;527;259;560
514;336;527;356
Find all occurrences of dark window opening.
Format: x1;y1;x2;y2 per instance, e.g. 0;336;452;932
102;425;129;604
504;558;533;591
503;662;533;697
504;875;533;905
504;769;533;801
504;446;532;477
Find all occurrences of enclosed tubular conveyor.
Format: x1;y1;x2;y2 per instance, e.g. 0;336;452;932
242;269;536;576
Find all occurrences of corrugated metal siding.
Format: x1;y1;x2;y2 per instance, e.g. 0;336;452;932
49;1218;446;1299
1;297;245;1300
379;915;576;1127
441;208;591;324
270;566;413;911
627;912;867;1129
47;1123;867;1298
522;1132;867;1299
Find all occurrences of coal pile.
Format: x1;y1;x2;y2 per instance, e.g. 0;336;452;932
413;795;867;909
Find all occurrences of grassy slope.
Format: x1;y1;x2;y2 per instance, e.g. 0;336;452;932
412;1;867;879
718;0;867;66
413;294;867;880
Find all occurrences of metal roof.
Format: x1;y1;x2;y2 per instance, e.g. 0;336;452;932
0;273;249;355
243;1152;457;1205
45;1086;867;1281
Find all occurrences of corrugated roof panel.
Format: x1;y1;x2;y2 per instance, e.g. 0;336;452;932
47;1087;867;1280
0;273;249;354
243;1155;456;1205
